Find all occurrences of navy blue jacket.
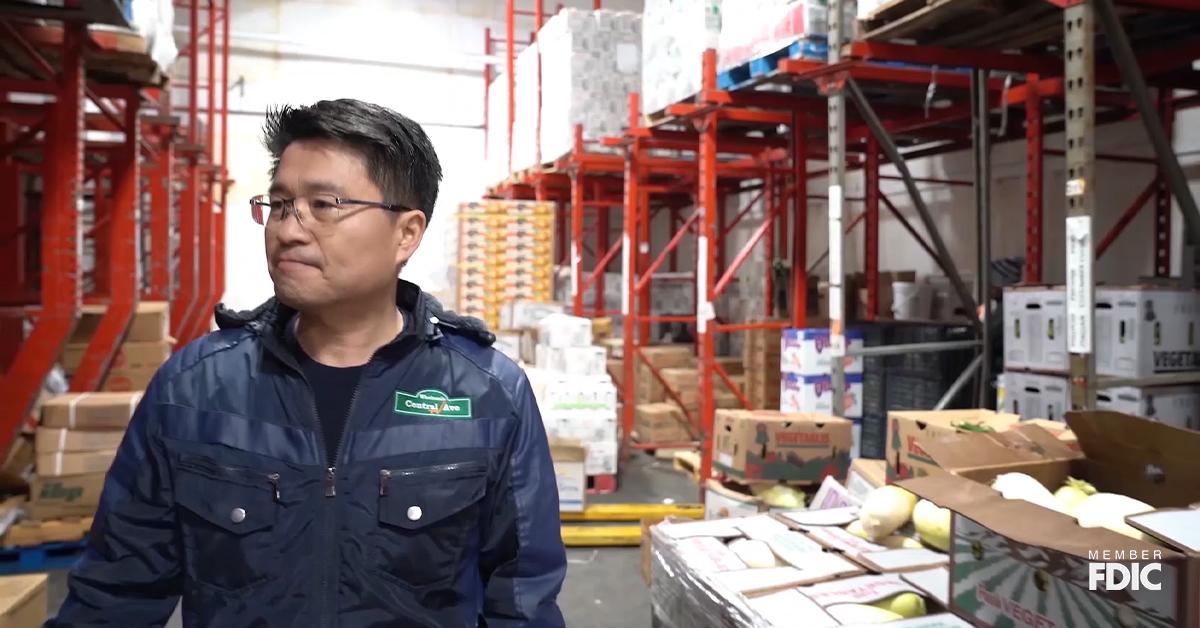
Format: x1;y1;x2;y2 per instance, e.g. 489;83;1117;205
49;281;567;627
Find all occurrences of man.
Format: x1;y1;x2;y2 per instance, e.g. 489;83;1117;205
50;99;567;627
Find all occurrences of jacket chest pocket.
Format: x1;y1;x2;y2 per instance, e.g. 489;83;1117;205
373;460;489;590
174;456;281;592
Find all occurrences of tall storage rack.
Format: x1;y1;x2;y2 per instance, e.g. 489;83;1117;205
0;1;230;456
485;1;1200;491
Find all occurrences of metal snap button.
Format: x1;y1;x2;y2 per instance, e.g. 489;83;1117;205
231;507;247;523
429;316;440;325
407;505;422;521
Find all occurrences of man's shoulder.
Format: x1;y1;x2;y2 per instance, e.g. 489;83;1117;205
157;327;260;384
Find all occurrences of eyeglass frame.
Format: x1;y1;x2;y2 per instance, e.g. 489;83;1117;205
249;193;420;228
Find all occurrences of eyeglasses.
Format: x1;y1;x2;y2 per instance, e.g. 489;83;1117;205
249;193;416;228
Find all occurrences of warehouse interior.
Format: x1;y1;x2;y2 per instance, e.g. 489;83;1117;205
1;0;1199;626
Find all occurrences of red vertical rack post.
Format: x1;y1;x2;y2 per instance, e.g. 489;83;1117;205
571;159;585;315
696;49;719;488
215;0;230;312
864;135;879;319
72;90;142;392
764;166;775;315
790;110;808;328
1024;74;1043;284
0;23;85;438
146;122;174;301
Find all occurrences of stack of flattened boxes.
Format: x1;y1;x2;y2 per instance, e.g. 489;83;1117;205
455;200;556;330
743;321;783;410
63;302;172;391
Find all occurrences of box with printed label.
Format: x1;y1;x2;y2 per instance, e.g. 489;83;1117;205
549;438;586;513
779;373;864;420
885;409;1021;481
1095;286;1200;378
539;376;618;414
535;345;607;377
713;410;853;483
1001;287;1030;370
1096;384;1199;430
584;438;618;475
1006;286;1068;373
501;301;565;330
998;371;1070;422
26;472;107;519
549;411;618;445
40;392;143;430
780;328;864;375
536;313;593;348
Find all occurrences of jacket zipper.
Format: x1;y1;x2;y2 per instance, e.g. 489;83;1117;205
178;458;282;502
378;461;485;496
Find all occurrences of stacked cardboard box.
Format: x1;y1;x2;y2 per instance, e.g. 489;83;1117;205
742;322;782;410
64;302;171;391
528;314;620;479
634;402;691;443
455;201;556;329
713;409;854;483
883;409;1021;481
25;392;141;523
634;345;695;404
779;327;866;457
1001;284;1200;427
717;0;840;72
0;574;48;628
641;0;720;115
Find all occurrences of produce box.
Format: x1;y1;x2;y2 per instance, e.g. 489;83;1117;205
40;392;143;430
703;479;809;519
1020;418;1079;451
1001;285;1067;373
35;427;124;453
0;574;47;628
26;472;107;520
103;365;157;392
634;403;692;444
713;410;853;483
1095;285;1200;378
69;301;169;344
885;410;1021;481
549;438;586;513
61;339;172;376
537;313;593;348
899;411;1200;628
500;301;564;330
846;458;887;501
635;345;695;403
3;517;92;547
535;345;607;377
36;449;116;477
780;327;864;376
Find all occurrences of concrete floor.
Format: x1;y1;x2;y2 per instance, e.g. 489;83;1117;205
44;452;696;627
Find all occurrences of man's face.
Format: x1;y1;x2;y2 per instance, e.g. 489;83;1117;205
265;139;426;310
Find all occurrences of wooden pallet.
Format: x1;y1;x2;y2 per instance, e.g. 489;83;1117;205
717;37;829;90
3;516;93;548
0;539;88;575
859;0;1064;50
672;450;701;484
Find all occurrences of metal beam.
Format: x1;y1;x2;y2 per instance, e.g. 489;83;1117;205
934;354;984;411
845;77;980;329
972;68;993;407
848;340;981;358
827;0;848;416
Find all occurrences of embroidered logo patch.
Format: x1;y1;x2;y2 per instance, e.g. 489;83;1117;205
394;389;473;419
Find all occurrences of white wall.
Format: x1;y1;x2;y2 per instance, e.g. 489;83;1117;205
207;0;643;311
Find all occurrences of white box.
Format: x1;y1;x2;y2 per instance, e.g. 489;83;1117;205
549;411;619;444
550;439;587;513
536;313;593;348
780;328;864;375
1002;288;1030;370
536;345;607;377
502;301;566;330
540;375;618;414
494;333;522;363
1097;385;1200;431
641;0;720;115
1000;371;1070;422
779;373;864;419
1095;286;1200;379
584;439;619;475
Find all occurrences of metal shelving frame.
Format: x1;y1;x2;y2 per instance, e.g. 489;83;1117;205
0;1;229;454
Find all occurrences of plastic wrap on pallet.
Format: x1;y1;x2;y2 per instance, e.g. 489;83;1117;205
128;0;178;71
538;9;642;163
511;42;542;172
649;523;769;628
485;74;509;185
717;0;832;72
641;0;722;116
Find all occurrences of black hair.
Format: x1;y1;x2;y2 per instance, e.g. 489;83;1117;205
262;99;443;220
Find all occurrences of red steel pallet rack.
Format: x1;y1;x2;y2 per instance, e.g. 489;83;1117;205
0;1;230;454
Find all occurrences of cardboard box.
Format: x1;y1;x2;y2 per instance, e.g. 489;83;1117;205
62;340;172;375
780;373;864;420
635;345;695;403
634;403;692;443
1096;285;1200;378
780;328;864;375
34;427;124;453
501;301;565;330
535;344;607;376
713;410;853;482
538;375;617;414
69;301;169;344
536;313;593;348
493;332;522;362
899;411;1200;628
845;458;887;501
1001;287;1030;370
1012;286;1068;373
703;479;766;519
1096;384;1200;430
0;574;47;628
26;472;107;519
998;370;1070;422
40;392;142;430
549;438;586;513
103;365;157;392
584;438;618;476
35;449;116;477
885;409;1021;481
549;412;618;445
1020;418;1080;451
